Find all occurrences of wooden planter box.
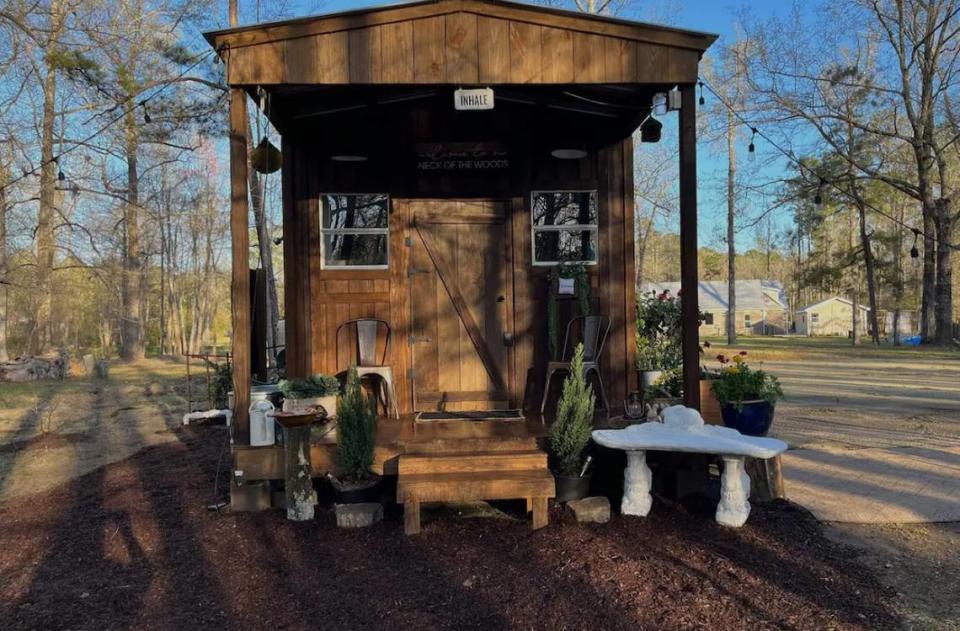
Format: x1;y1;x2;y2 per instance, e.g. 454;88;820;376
699;380;723;425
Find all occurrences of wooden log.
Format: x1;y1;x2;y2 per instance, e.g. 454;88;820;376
229;86;251;444
746;455;786;503
678;83;700;410
283;425;317;520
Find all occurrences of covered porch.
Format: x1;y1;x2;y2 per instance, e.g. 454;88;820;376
205;0;715;526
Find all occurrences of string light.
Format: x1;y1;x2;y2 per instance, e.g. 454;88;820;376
747;127;757;162
141;101;152;124
55;157;65;182
814;178;824;207
910;228;921;259
698;81;705;106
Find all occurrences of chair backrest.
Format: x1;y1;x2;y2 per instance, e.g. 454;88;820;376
562;315;610;363
336;318;391;368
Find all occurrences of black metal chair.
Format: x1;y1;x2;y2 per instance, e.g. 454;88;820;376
336;318;400;418
540;315;611;416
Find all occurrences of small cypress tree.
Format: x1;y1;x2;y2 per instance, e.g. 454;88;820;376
336;366;377;482
549;344;595;476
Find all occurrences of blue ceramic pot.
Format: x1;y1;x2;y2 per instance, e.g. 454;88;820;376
720;400;775;436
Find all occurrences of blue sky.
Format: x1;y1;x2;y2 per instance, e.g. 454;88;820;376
210;0;797;250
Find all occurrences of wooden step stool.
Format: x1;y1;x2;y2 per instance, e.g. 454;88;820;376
396;450;555;535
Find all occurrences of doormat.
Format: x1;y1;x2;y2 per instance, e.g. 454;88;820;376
415;410;524;422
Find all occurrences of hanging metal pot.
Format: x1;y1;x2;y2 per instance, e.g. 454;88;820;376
251;136;281;173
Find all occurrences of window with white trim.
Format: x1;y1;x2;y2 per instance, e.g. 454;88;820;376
810;313;820;324
531;190;598;265
320;194;389;269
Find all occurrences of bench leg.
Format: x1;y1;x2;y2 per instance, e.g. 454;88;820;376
716;456;751;528
525;496;533;513
531;497;548;530
621;450;653;516
404;500;421;535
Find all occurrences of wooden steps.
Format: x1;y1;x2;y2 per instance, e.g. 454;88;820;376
397;449;555;535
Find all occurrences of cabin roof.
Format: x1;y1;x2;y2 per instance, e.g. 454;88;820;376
797;297;871;313
204;0;718;52
203;0;717;89
641;280;789;312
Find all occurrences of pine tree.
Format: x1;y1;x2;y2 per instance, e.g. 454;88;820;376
336;366;377;482
549;344;595;476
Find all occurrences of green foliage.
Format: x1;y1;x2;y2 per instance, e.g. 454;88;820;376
546;264;591;360
279;374;340;399
335;367;377;482
549;344;595;476
636;289;683;370
710;353;784;411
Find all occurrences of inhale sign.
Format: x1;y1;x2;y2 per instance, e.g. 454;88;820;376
454;87;494;111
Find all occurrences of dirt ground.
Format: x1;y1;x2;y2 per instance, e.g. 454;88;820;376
1;349;958;628
0;422;900;631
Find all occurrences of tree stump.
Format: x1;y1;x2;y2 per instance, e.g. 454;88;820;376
746;455;785;503
283;424;316;521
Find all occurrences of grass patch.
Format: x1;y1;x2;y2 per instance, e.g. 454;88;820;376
702;336;960;363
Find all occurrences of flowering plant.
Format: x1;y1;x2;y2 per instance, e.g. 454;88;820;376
709;352;783;411
636;289;682;371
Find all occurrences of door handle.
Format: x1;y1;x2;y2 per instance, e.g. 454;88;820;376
502;332;514;346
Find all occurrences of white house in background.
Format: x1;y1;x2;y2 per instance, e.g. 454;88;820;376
641;280;789;336
795;297;871;336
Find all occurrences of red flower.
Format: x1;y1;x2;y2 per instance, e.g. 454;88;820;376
677;289;683;296
739;351;748;356
703;340;711;348
716;354;727;364
658;291;668;301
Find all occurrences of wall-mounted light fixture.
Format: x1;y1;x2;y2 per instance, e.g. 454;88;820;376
550;148;587;160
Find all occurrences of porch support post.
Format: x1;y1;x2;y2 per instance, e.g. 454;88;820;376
229;86;251;443
678;83;700;410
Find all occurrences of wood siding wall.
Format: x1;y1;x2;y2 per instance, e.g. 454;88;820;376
226;10;699;86
281;132;637;413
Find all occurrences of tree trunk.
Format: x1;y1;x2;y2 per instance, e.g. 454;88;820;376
33;56;58;356
726;109;737;344
858;204;880;344
0;155;8;362
120;109;145;360
934;199;954;345
247;128;280;374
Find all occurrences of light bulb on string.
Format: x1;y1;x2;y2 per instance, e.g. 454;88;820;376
55;157;65;182
813;178;824;208
910;228;920;259
698;81;705;106
142;101;152;124
747;128;757;162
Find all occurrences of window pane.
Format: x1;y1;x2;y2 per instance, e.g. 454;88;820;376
534;229;597;263
322;194;389;230
532;191;598;227
323;233;388;267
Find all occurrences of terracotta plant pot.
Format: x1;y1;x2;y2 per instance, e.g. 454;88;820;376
699;379;723;425
720;400;776;437
554;473;592;503
273;411;316;429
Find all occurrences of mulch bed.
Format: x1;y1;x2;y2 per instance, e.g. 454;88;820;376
0;425;901;631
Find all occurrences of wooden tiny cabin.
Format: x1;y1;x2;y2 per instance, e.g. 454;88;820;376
206;0;715;526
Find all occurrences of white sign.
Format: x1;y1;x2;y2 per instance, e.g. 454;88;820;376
454;87;494;111
558;277;575;295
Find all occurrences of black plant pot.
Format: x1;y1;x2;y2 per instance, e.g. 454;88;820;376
332;475;382;504
720;400;776;437
554;473;592;503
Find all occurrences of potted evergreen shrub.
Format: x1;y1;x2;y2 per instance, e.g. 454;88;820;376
710;352;784;436
549;344;596;502
279;373;340;419
328;366;380;503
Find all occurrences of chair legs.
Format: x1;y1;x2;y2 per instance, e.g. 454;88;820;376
541;366;609;417
587;366;609;415
540;367;561;416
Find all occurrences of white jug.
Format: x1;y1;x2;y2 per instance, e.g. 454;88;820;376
249;399;276;446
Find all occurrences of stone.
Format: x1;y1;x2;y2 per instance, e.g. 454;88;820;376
334;502;384;528
82;354;95;376
592;405;788;529
567;496;611;523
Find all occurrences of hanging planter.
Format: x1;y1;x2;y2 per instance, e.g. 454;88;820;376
251;136;281;173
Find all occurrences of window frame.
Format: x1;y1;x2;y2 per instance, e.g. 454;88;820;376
319;193;391;271
530;189;599;267
810;312;820;324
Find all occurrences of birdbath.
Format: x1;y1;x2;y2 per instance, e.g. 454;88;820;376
274;411;318;521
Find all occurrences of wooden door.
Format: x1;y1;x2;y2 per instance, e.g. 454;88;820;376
407;200;513;411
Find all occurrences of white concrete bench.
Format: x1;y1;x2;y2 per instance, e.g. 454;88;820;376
592;406;788;527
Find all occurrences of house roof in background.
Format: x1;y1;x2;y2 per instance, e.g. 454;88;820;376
797;297;871;313
641;280;788;311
